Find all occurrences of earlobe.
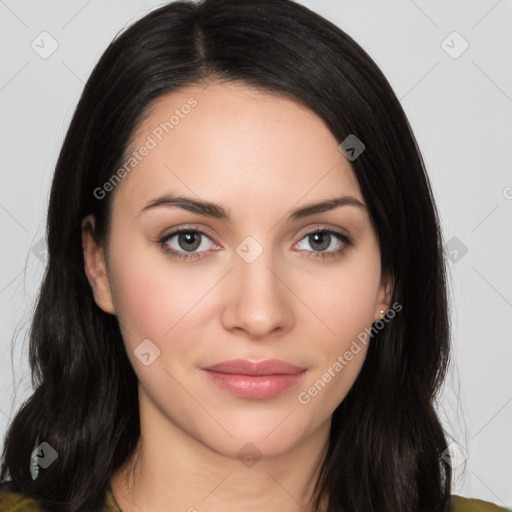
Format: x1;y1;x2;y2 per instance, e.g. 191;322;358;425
81;214;116;315
373;272;394;323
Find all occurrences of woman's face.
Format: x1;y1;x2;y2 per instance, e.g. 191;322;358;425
83;81;391;460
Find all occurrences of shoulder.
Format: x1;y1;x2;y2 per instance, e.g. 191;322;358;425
0;482;42;512
0;482;120;512
451;494;511;511
2;485;508;512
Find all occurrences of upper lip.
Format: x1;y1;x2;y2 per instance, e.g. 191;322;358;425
203;359;306;375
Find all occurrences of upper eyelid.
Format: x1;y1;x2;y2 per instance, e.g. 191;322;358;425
299;225;350;238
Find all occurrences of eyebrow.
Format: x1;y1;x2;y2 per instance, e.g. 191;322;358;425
138;193;365;221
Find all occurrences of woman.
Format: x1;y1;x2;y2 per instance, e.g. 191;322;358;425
0;0;507;511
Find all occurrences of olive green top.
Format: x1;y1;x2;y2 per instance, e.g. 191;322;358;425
0;483;121;511
0;482;510;511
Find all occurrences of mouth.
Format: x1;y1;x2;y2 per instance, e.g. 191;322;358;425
201;358;307;399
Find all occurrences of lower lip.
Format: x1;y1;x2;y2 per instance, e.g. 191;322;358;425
202;370;307;399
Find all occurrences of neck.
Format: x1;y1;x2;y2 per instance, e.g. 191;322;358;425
110;392;330;512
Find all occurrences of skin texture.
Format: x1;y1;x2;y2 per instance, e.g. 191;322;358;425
82;81;392;512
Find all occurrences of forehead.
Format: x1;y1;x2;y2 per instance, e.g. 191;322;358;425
111;81;363;220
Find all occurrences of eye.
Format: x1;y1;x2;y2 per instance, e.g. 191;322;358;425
158;227;353;262
294;228;353;260
158;229;216;262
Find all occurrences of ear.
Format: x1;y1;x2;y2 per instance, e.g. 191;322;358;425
81;214;116;315
373;271;393;323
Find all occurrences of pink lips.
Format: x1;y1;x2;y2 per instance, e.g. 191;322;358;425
202;358;307;399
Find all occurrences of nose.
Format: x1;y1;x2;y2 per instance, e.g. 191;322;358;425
220;245;294;339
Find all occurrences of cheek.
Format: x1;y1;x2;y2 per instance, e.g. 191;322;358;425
295;249;381;348
332;269;380;339
107;238;217;363
107;237;182;349
110;268;170;347
292;248;381;405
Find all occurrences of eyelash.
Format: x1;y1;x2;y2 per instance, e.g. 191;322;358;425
158;227;353;262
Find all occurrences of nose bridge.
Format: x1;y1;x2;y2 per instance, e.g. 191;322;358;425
234;233;281;300
221;233;292;337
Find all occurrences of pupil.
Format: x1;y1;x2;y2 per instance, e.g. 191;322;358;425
179;232;200;251
311;232;329;251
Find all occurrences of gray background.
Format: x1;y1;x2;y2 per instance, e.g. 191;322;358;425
1;0;511;506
